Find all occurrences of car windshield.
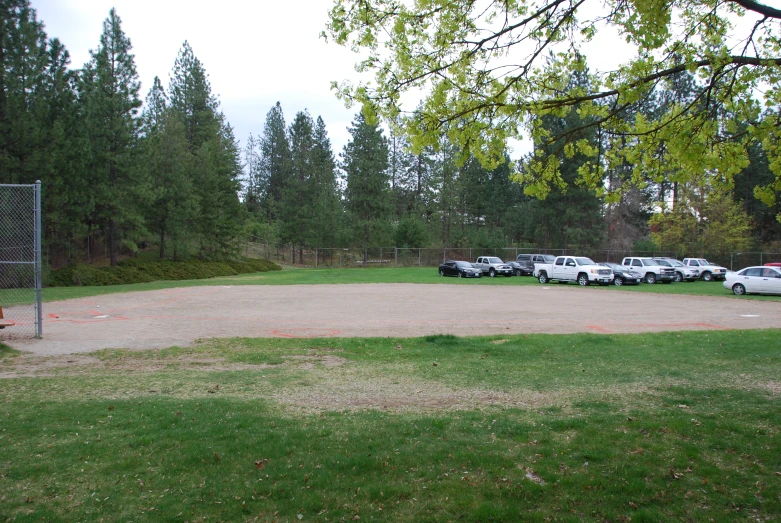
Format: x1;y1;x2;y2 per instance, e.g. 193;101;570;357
667;259;683;267
455;261;472;267
487;257;503;264
641;259;658;266
575;257;595;265
654;259;671;266
696;259;709;265
542;255;555;262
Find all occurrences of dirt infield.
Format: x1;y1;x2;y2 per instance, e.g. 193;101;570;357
3;283;781;355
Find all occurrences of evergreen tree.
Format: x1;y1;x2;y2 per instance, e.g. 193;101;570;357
141;77;195;259
279;110;316;263
167;42;243;258
518;65;605;250
342;112;392;260
0;0;49;184
168;41;219;150
309;116;342;248
258;102;291;219
242;133;263;215
81;8;145;266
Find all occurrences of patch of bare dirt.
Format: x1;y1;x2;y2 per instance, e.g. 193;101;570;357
285;354;349;370
6;284;781;355
762;381;781;395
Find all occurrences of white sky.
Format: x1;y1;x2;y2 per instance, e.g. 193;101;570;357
27;1;765;165
30;0;364;158
29;0;640;162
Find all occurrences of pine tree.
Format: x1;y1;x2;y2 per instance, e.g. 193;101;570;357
279;110;316;263
0;0;49;184
242;133;263;215
141;77;195;260
168;41;219;150
81;8;145;266
259;102;291;219
167;42;243;258
310;116;342;248
342;112;392;261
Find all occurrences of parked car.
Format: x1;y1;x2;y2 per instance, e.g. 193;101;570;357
515;254;556;275
439;260;483;278
534;256;614;286
653;258;700;282
621;257;676;284
682;258;728;281
598;262;643;286
723;266;781;295
504;260;527;276
473;256;513;277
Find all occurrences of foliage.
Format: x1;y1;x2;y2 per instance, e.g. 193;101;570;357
342;112;393;251
46;257;281;287
650;187;754;256
326;0;781;215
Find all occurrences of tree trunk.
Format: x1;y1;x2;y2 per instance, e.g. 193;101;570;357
109;218;118;266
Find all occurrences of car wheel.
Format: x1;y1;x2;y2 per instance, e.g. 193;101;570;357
538;272;549;284
489;268;496;277
675;271;683;282
577;273;589;286
439;269;444;276
701;271;713;281
458;272;463;278
732;283;746;295
614;276;623;286
645;273;656;284
515;269;522;276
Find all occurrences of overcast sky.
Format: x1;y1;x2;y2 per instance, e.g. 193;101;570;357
30;0;364;158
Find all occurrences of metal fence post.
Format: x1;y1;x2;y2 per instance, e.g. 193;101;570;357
394;247;398;267
35;181;42;338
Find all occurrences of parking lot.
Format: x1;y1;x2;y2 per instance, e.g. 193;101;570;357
5;283;781;355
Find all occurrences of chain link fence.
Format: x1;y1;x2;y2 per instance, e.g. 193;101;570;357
243;241;684;268
0;182;42;339
244;239;781;271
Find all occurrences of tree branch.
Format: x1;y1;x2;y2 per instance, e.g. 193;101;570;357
726;0;781;19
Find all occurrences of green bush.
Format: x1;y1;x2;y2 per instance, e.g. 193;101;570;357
46;258;281;287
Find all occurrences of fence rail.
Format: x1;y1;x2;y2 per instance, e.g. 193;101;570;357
244;241;781;271
0;182;43;339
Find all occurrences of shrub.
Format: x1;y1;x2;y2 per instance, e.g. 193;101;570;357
46;258;281;287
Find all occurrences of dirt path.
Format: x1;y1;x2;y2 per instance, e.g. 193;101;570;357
4;284;780;355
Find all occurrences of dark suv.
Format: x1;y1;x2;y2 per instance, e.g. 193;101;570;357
515;253;556;276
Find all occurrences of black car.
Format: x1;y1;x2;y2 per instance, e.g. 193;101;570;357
515;253;556;275
598;262;643;286
504;261;527;276
439;260;483;278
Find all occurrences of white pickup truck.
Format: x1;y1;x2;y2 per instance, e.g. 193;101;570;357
534;256;614;286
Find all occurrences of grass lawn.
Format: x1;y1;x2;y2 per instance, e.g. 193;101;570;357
1;330;779;521
19;266;781;304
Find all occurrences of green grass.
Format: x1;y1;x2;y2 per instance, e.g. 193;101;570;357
23;266;780;303
1;330;779;521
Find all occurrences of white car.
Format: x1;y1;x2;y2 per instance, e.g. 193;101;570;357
723;266;781;295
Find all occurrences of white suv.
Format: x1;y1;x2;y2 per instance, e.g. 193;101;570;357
682;258;728;281
621;257;676;284
654;258;700;282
